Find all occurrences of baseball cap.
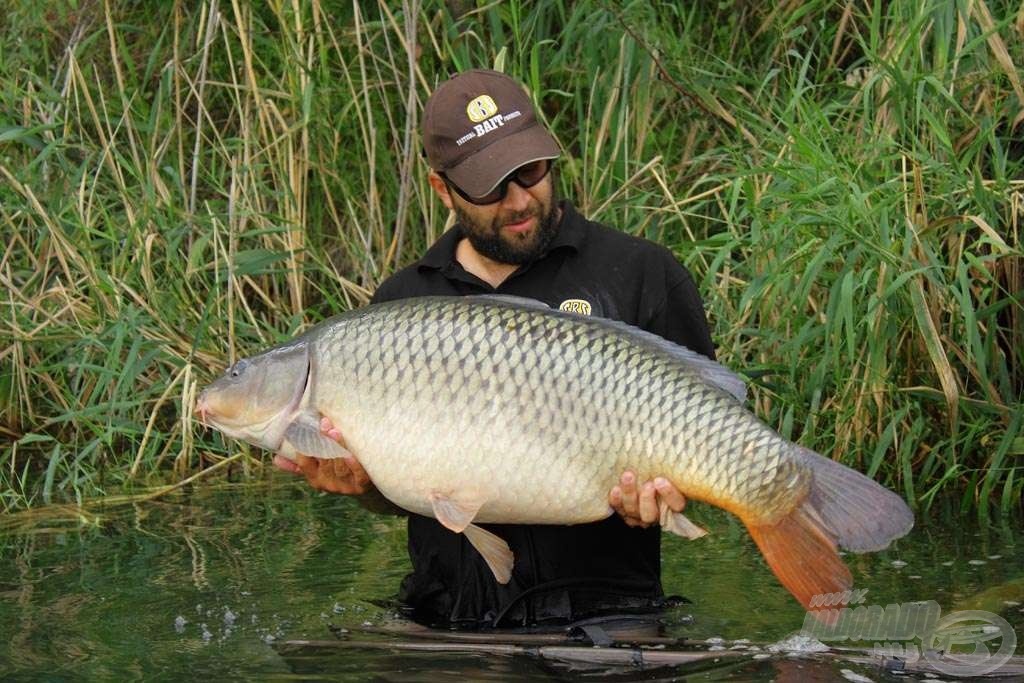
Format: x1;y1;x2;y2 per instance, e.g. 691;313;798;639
422;69;560;199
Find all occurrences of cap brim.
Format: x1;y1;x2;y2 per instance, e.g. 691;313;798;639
445;124;560;198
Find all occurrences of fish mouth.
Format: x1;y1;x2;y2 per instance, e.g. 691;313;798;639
195;393;211;426
193;386;245;433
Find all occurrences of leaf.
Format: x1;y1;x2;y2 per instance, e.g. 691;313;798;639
0;124;48;151
231;249;290;277
493;46;507;73
43;443;63;505
16;433;56;446
972;0;1024;105
909;277;959;426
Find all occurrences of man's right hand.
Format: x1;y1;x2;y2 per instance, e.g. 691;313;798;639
273;417;372;495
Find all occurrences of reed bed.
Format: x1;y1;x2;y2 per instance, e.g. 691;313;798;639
1;1;1021;514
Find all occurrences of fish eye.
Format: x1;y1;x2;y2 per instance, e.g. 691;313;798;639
227;359;250;378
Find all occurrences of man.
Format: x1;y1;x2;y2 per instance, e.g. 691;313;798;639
275;69;715;628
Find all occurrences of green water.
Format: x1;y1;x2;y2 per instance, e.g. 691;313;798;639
1;481;1021;680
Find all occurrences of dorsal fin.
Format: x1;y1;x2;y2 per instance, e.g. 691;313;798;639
466;294;550;310
576;315;747;403
626;324;746;402
463;294;746;403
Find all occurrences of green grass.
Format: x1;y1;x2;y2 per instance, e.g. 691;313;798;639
1;0;1021;514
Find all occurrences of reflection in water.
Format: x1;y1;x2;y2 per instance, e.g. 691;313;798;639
0;482;1020;679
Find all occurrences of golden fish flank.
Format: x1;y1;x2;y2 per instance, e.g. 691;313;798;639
195;295;914;614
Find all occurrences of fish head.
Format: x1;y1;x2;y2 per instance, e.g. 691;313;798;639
196;342;309;451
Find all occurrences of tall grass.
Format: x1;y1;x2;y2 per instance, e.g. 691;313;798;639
1;1;1021;514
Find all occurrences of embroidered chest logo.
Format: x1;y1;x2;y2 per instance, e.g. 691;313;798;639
559;299;592;315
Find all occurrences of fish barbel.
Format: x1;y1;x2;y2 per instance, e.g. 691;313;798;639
195;295;913;612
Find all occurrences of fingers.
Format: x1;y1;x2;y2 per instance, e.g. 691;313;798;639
610;470;653;528
293;453;323;483
283;416;363;494
638;481;659;525
343;456;371;491
609;483;624;517
273;454;300;474
654;477;687;513
619;470;639;519
291;452;369;495
609;471;685;529
319;416;344;442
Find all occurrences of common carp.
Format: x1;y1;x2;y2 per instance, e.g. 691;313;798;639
195;295;914;612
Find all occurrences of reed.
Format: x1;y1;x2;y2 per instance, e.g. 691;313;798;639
1;0;1021;514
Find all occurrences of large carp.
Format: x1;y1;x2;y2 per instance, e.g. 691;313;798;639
196;295;913;612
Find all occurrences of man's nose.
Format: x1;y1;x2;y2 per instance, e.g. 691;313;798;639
500;179;532;212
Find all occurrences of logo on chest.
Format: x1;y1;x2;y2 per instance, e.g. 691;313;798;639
558;299;592;316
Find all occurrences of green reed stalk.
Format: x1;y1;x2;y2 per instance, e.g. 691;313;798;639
1;0;1020;514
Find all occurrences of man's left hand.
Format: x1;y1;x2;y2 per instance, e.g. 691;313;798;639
609;470;686;528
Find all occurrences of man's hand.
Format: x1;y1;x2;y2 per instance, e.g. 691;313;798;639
609;470;686;528
273;417;371;495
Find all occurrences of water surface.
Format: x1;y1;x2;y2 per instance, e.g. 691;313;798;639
1;481;1021;680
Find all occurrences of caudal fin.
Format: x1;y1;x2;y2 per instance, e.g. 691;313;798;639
792;445;914;552
746;445;914;612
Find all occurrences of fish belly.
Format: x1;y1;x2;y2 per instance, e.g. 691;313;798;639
317;393;617;523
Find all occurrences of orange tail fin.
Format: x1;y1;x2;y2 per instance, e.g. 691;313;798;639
744;445;914;617
745;504;852;612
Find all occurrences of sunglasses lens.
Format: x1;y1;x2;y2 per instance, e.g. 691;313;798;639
446;159;553;205
474;188;504;204
515;159;551;187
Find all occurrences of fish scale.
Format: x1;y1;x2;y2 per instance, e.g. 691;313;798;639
197;295;913;612
307;297;794;524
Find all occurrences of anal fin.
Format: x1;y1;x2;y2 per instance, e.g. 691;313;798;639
660;502;708;540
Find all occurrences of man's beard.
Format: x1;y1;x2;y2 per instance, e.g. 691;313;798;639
454;186;561;266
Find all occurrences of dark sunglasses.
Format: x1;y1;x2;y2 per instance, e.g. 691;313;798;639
441;158;553;205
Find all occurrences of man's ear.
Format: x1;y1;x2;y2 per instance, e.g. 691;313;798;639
427;171;454;211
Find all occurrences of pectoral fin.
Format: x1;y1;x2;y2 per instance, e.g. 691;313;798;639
284;413;350;459
660;502;708;540
429;493;513;584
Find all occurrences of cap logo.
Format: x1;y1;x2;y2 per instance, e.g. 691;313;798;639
466;95;498;123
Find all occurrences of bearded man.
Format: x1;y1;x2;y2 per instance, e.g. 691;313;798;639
276;69;714;629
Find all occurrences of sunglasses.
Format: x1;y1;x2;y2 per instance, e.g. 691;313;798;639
441;158;553;205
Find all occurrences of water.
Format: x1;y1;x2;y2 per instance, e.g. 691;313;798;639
1;481;1021;680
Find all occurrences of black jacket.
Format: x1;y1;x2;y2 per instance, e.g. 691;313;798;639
369;201;714;627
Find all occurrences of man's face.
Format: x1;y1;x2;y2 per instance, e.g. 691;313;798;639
446;167;560;266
